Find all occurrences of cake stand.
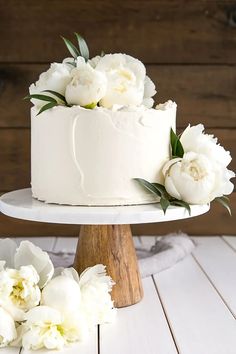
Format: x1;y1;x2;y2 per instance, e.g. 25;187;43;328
0;188;209;308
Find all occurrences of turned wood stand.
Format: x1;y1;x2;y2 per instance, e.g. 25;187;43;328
0;189;209;307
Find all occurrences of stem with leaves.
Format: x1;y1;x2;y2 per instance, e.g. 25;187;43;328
61;32;90;62
134;178;191;215
134;128;232;216
23;91;70;116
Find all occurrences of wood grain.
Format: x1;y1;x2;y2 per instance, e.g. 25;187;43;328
193;236;236;316
1;64;236;128
100;277;178;354
0;1;236;63
74;224;143;307
0;192;235;236
154;256;236;354
0;129;30;191
0;128;234;191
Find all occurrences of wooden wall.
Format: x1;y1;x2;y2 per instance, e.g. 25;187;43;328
0;0;236;236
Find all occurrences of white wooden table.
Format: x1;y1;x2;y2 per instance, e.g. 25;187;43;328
3;236;236;354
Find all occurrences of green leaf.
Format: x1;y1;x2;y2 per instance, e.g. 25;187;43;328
170;128;184;158
160;198;170;214
170;128;176;151
170;200;191;215
61;36;80;58
214;196;232;216
219;195;230;203
24;94;57;103
134;178;162;197
152;183;167;198
74;33;89;61
36;102;58;116
64;60;76;67
84;102;97;109
43;90;67;103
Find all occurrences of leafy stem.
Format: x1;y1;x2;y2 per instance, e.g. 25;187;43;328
62;33;90;62
24;91;71;115
134;178;191;215
214;196;232;215
170;128;184;158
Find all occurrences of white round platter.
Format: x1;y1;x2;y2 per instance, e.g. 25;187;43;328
0;188;210;225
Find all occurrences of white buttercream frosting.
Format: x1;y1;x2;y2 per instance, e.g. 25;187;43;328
31;103;176;206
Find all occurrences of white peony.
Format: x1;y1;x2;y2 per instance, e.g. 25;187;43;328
94;53;147;108
65;57;107;107
29;62;71;108
0;307;17;347
14;241;54;289
79;265;116;326
180;124;232;168
163;152;235;204
143;75;156;108
0;266;41;321
0;239;54;289
0;239;54;320
41;275;81;314
21;306;87;350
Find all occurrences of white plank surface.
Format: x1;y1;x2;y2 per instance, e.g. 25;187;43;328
193;236;236;316
222;236;236;251
54;237;78;253
154;256;236;354
100;276;177;354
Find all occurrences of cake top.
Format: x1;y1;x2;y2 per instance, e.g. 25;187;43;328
26;33;160;115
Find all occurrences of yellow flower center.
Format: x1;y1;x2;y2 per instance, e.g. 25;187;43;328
10;280;25;306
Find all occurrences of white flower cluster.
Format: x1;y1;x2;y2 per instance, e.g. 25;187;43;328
162;124;235;204
29;53;156;109
0;239;116;350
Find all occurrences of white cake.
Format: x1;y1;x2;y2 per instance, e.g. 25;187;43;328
27;34;234;218
31;101;176;206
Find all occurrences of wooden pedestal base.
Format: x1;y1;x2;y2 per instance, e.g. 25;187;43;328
74;224;143;308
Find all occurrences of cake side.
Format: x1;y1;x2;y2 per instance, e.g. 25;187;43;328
31;102;176;206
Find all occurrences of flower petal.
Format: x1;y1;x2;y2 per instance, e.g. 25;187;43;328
0;298;26;322
162;158;182;177
14;241;54;288
22;306;64;350
41;275;81;313
0;239;17;268
0;307;17;347
61;267;80;283
25;305;62;325
10;324;27;348
79;265;116;326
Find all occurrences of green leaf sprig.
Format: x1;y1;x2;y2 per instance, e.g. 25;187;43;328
61;32;90;62
170;128;184;158
214;196;231;216
24;90;70;116
24;34;95;115
134;178;191;215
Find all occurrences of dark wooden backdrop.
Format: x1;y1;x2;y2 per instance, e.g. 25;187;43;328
0;0;236;236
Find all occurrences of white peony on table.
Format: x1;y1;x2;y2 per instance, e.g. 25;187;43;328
0;188;209;307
